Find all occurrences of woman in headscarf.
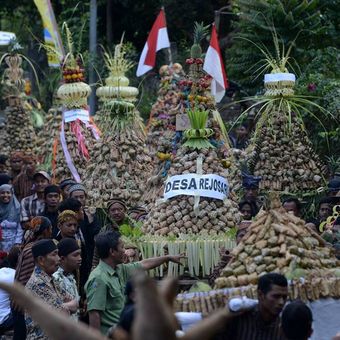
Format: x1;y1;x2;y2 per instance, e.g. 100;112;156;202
13;216;52;340
0;184;22;252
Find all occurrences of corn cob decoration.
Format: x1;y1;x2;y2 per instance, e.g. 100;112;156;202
83;41;154;208
215;192;340;289
51;23;98;182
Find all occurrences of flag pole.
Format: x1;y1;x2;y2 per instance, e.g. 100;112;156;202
162;7;173;66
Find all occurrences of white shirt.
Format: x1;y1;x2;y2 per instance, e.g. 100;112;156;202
0;267;15;324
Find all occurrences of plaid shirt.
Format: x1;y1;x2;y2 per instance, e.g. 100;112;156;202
20;193;45;224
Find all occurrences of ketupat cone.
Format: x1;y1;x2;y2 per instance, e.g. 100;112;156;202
143;146;241;237
215;193;340;289
242;33;328;192
84;41;154;208
143;39;242;205
247;111;326;192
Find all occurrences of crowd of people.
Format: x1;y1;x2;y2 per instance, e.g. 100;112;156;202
0;150;339;339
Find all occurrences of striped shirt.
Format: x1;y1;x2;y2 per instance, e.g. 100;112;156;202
15;242;35;286
20;194;45;225
215;308;284;340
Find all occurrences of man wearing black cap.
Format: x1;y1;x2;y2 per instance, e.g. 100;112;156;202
241;173;262;214
53;238;82;320
42;185;61;237
20;171;51;230
59;178;76;200
328;175;340;205
25;239;77;340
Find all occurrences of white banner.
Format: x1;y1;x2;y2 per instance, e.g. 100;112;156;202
0;31;16;46
64;109;90;123
164;174;229;201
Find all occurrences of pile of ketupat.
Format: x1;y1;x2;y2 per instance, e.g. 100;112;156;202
215;193;340;289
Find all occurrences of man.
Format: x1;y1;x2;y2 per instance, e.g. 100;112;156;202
56;210;89;295
13;217;52;340
42;185;61;237
68;184;100;268
59;178;76;200
20;171;51;230
229;123;249;150
13;154;37;201
56;210;82;241
58;197;84;221
8;152;24;181
241;173;262;214
283;197;302;217
238;200;257;221
53;238;82;320
85;230;185;335
328;176;340;198
281;300;313;340
215;273;288;339
306;197;333;233
91;198;135;268
25;239;77;339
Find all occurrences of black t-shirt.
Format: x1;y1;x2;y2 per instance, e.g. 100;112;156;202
118;303;135;333
42;209;59;238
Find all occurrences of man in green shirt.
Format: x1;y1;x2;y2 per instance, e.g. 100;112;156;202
85;230;185;335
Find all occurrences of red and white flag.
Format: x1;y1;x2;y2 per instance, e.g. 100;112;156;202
203;24;228;103
136;9;170;77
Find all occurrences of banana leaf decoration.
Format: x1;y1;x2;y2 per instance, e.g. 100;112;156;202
183;108;215;150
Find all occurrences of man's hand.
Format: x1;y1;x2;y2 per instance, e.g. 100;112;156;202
84;208;94;224
167;253;186;265
62;299;78;313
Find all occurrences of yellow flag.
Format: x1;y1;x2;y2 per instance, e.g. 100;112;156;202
34;0;64;67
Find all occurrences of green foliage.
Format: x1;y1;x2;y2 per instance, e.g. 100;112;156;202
227;0;339;94
296;47;340;158
119;223;143;239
